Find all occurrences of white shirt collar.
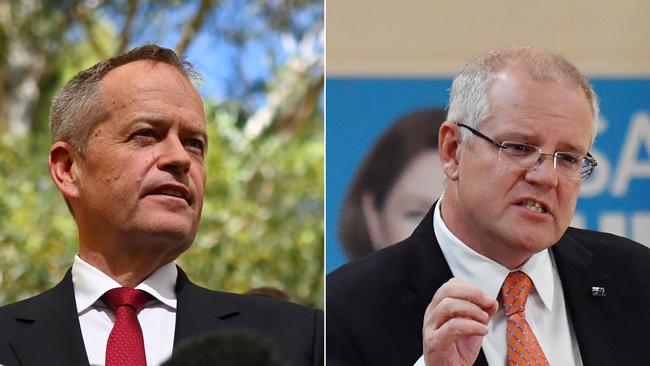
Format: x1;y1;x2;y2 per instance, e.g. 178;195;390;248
434;198;555;310
71;254;178;314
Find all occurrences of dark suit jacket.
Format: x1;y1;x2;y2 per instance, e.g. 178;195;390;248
327;206;650;365
0;267;323;366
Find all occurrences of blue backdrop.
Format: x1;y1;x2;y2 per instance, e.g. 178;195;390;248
326;77;650;273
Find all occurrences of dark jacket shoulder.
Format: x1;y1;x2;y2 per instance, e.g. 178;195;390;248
326;207;450;365
0;270;78;337
564;226;650;257
184;279;322;335
175;270;323;366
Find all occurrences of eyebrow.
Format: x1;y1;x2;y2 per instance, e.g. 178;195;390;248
555;143;587;155
127;117;208;142
493;132;588;154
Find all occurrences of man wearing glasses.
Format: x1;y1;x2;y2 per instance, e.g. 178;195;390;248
327;47;650;365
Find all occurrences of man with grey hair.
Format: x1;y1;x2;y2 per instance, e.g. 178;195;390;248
327;47;650;365
0;44;323;366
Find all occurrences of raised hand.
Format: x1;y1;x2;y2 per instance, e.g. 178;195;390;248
422;278;498;366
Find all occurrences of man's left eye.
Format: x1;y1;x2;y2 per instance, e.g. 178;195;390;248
185;139;205;152
556;152;579;164
131;129;157;139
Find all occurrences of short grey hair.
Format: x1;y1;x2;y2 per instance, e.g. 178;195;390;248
50;44;199;155
446;47;600;146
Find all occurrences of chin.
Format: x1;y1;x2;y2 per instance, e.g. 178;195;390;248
509;230;558;254
133;215;198;243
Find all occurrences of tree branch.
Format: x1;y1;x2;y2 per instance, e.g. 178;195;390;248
74;3;109;59
175;0;218;55
116;0;140;54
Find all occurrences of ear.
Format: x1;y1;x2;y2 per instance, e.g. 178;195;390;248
438;121;462;181
361;192;385;249
49;142;81;201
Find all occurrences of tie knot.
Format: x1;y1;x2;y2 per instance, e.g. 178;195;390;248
501;271;533;316
102;287;152;313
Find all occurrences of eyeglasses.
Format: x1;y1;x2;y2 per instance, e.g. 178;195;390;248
457;123;597;180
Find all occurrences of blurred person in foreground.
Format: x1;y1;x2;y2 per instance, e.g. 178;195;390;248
163;330;283;366
339;109;446;260
0;44;322;366
327;46;650;365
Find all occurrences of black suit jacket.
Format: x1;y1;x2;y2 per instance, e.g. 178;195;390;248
0;267;323;366
327;206;650;365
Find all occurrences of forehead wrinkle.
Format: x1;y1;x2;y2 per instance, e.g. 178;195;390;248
485;112;590;151
101;61;204;114
134;86;203;108
491;127;589;155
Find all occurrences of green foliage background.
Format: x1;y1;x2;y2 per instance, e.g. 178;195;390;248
0;1;323;308
182;107;323;307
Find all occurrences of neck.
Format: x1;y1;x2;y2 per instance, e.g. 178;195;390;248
79;248;169;287
78;248;175;287
75;223;188;287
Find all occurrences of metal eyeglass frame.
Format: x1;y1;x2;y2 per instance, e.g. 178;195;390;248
456;123;597;180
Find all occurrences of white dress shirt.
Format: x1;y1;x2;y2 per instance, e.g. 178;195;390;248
71;255;177;366
414;200;583;366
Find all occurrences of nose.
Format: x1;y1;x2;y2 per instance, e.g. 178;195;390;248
157;135;191;175
525;153;558;187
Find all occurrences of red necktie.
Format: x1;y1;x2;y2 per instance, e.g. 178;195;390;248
102;288;152;366
501;271;550;366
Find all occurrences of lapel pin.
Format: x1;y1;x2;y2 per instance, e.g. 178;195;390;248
591;286;606;297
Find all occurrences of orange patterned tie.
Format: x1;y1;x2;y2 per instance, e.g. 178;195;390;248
501;271;550;366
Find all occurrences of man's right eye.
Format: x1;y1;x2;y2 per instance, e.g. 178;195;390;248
503;142;536;155
130;129;157;139
136;129;155;137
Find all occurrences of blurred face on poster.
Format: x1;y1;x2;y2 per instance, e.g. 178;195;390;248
338;108;448;260
363;150;444;249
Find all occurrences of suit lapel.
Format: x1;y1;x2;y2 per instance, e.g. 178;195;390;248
552;233;615;365
10;270;89;366
399;205;489;366
173;267;239;347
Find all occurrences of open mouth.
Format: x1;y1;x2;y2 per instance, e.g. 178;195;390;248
516;199;548;214
149;185;191;204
